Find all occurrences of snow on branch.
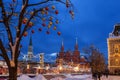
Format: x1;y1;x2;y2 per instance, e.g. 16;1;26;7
28;0;49;7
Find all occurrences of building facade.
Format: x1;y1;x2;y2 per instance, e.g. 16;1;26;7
56;39;90;70
107;24;120;73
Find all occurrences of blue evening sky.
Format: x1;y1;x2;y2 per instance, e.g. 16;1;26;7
1;0;120;62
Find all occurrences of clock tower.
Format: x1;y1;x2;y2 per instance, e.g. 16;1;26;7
107;23;120;73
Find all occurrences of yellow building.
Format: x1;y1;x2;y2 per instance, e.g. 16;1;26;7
107;24;120;73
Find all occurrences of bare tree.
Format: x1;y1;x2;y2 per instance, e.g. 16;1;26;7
0;0;74;80
83;45;106;80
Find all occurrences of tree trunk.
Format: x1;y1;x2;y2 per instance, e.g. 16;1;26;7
8;66;17;80
99;77;101;80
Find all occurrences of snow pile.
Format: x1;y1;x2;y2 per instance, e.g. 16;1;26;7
50;77;65;80
17;74;120;80
17;74;32;80
34;74;47;80
17;74;47;80
65;74;92;80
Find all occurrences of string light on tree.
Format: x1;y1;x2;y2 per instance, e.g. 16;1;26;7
55;10;59;14
23;32;28;37
53;26;57;30
57;31;61;36
45;7;49;11
22;18;28;24
28;22;33;27
52;5;55;9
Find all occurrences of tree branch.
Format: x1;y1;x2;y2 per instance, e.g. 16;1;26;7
17;0;29;37
56;0;66;4
28;0;49;7
27;0;66;7
0;0;14;46
0;20;3;23
0;53;3;57
16;9;42;59
0;39;10;66
22;0;26;5
7;7;15;21
13;0;29;61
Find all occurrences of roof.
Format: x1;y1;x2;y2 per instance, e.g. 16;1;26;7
112;23;120;36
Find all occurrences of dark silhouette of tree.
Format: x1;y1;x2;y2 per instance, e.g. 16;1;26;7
0;0;74;80
83;45;106;80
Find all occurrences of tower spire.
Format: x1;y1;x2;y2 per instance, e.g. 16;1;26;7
29;37;32;46
76;37;78;45
75;37;78;50
28;37;32;52
28;36;34;61
61;40;64;52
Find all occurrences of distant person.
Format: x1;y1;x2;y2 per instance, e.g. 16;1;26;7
105;69;109;78
98;73;101;80
0;66;3;74
93;73;97;80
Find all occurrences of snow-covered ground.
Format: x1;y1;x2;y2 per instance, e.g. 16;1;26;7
16;74;120;80
17;74;47;80
64;74;92;80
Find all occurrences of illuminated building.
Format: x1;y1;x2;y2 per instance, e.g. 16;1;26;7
56;38;90;72
107;24;120;73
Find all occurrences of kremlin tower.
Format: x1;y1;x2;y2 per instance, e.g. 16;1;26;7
72;38;80;63
56;38;87;65
59;41;65;59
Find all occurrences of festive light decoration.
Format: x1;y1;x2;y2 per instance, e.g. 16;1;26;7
42;23;46;27
69;10;74;19
0;0;75;79
55;10;59;14
30;11;34;15
23;32;28;37
74;66;79;72
49;21;53;25
49;16;53;21
10;60;15;67
48;24;51;28
56;20;59;24
59;66;63;70
52;5;55;9
28;22;33;27
31;30;34;33
27;64;30;69
53;26;57;30
22;18;28;24
41;11;45;14
42;8;46;11
45;7;49;11
42;18;46;21
57;31;61;36
66;0;70;8
45;11;48;15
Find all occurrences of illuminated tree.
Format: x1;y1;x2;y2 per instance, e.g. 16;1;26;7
0;0;74;80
